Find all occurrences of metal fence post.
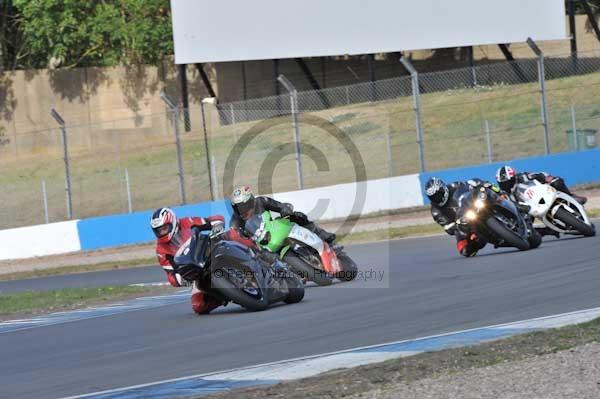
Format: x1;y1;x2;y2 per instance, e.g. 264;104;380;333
210;156;219;200
50;108;73;219
41;180;49;224
124;168;133;213
570;105;577;138
277;74;304;190
527;38;551;155
485;120;493;164
399;57;426;172
160;91;187;204
201;98;216;200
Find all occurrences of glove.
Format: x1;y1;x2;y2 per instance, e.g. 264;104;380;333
210;220;225;236
280;203;294;217
444;222;457;236
175;273;192;287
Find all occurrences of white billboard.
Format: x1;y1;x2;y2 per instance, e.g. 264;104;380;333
170;0;566;64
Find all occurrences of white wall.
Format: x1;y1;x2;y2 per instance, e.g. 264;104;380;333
272;174;423;221
171;0;566;63
0;220;81;261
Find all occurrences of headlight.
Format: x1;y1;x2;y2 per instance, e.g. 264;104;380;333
465;210;478;221
474;199;486;209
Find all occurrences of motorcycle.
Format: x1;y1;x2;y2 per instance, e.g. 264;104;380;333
454;185;541;251
243;211;358;285
173;227;304;312
514;180;595;237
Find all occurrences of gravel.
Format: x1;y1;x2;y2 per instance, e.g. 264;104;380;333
352;343;600;399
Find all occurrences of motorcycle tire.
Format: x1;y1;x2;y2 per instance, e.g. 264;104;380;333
486;217;530;251
555;208;595;237
283;252;333;286
283;275;305;304
336;252;358;281
528;228;542;249
211;268;269;311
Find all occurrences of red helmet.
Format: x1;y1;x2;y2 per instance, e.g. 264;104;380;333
151;207;178;244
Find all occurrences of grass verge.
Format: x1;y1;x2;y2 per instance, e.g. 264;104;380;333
0;257;157;282
0;285;171;318
339;223;441;244
202;316;600;399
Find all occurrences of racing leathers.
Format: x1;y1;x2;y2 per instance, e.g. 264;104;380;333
155;215;226;315
430;180;489;257
230;196;337;244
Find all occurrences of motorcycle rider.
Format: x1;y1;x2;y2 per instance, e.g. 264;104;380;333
495;165;587;238
495;165;587;205
229;185;337;245
151;207;227;315
425;177;489;257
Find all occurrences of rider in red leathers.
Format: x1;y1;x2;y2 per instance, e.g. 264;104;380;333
151;207;226;315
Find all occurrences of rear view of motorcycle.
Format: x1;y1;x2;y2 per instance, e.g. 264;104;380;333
174;227;304;312
515;180;595;237
454;185;540;252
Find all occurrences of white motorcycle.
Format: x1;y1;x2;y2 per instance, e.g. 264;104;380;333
514;180;595;237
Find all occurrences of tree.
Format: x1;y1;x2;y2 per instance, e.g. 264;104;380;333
12;0;173;69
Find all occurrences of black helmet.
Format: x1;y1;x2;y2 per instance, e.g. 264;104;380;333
425;177;450;206
495;165;517;193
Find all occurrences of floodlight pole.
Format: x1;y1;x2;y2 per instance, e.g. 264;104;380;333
277;74;304;190
50;108;73;219
400;57;426;172
161;91;187;204
527;38;551;155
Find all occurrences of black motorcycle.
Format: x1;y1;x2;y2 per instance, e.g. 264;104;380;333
173;227;305;312
453;185;541;251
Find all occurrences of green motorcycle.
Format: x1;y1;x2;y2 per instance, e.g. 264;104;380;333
243;211;358;285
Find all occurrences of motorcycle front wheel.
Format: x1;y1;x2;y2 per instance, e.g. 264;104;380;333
486;217;530;251
554;208;595;237
211;267;269;311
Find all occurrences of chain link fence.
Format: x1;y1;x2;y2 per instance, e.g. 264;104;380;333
3;49;600;229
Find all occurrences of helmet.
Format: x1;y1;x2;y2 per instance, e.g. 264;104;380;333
151;207;178;244
425;177;450;206
231;185;255;219
495;165;517;192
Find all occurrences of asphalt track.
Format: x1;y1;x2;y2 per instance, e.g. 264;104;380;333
2;232;600;398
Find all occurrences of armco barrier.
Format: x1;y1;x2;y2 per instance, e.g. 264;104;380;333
77;200;233;251
419;148;600;204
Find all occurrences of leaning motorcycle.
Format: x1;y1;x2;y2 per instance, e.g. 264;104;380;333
243;211;358;285
173;227;304;311
514;180;595;237
454;185;540;251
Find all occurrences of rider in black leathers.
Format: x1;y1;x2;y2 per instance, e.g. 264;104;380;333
426;177;490;257
229;185;337;244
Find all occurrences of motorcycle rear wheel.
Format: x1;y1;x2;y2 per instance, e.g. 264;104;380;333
554;208;595;237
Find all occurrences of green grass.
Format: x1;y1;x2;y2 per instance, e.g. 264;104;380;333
339;223;441;244
0;285;165;317
0;257;157;282
3;70;600;228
